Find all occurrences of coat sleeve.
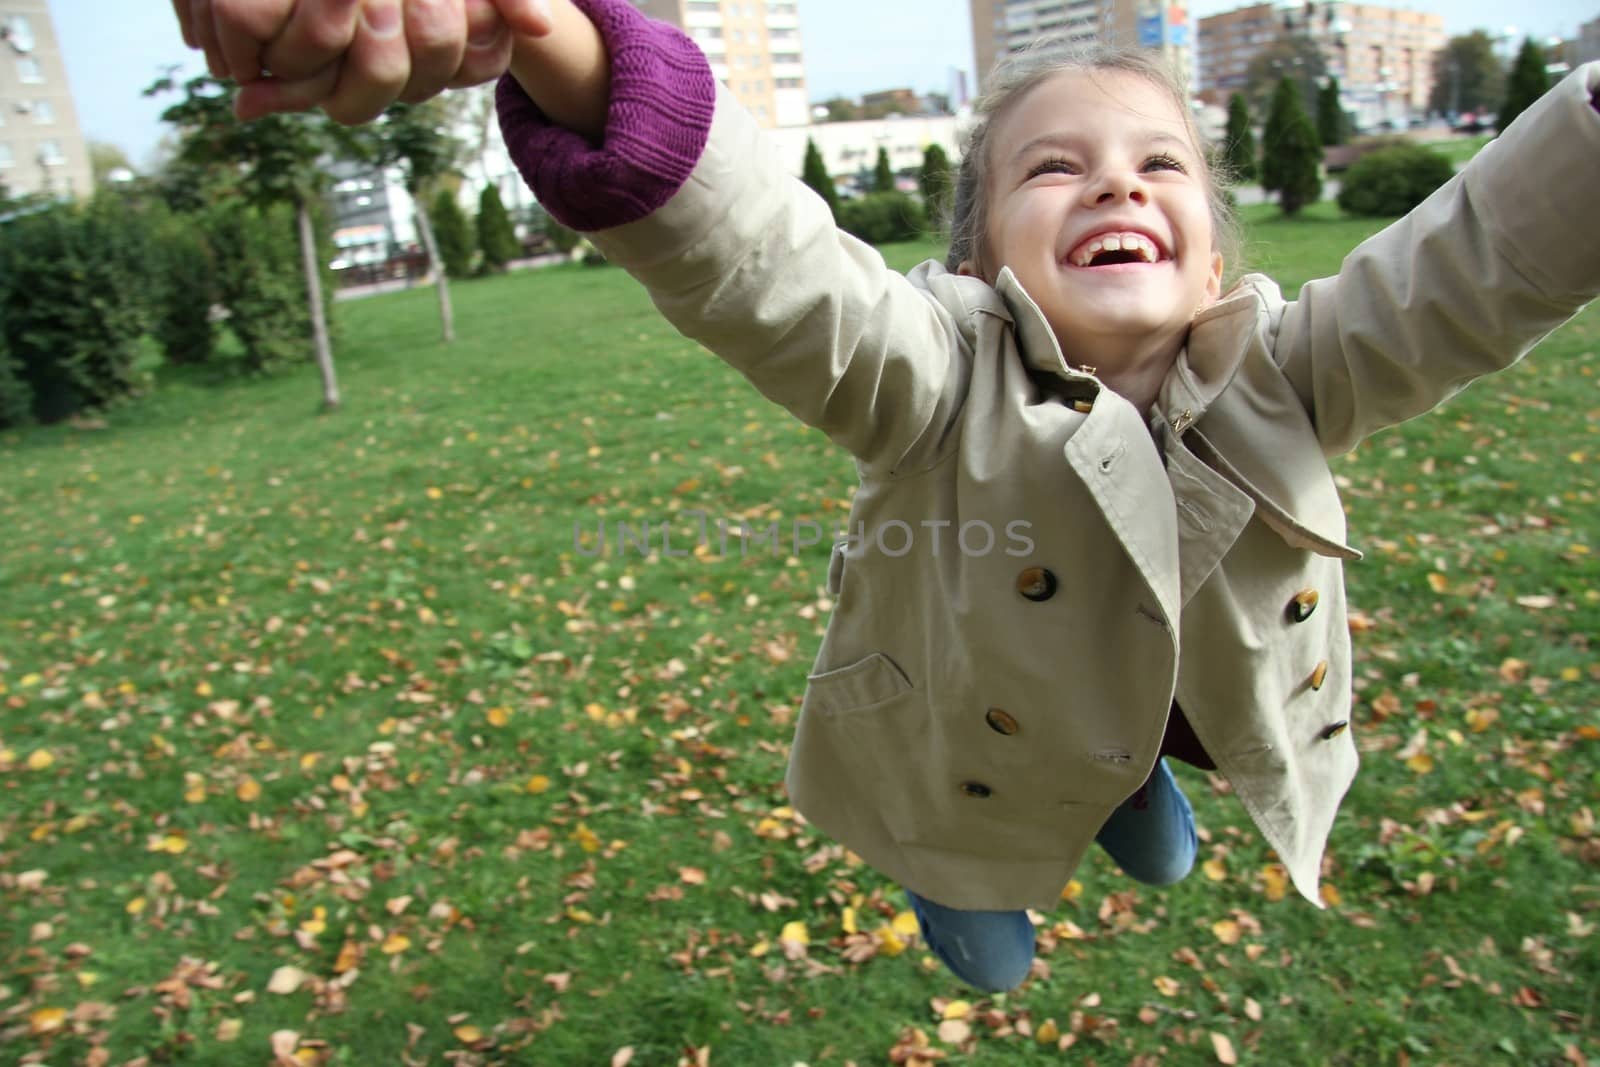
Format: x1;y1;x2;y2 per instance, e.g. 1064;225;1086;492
584;85;973;477
1271;61;1600;458
496;0;973;477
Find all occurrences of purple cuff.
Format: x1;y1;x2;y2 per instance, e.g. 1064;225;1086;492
496;0;716;232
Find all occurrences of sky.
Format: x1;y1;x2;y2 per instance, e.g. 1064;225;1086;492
51;0;1600;170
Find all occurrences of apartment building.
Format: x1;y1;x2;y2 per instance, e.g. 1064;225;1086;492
0;1;90;200
969;0;1195;93
1197;1;1445;127
1572;14;1600;67
633;0;809;127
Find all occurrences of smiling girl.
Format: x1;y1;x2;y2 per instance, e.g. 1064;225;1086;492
181;0;1600;994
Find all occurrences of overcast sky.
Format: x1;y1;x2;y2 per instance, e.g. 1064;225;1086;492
51;0;1599;169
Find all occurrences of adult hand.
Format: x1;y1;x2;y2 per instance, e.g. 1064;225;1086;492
174;0;553;126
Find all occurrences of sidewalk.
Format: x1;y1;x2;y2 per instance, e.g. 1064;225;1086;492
333;252;572;303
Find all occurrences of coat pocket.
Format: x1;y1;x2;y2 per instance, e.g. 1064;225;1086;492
805;651;913;714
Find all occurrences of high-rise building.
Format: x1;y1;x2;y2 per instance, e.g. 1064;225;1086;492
634;0;809;127
1572;15;1600;68
1196;1;1445;128
968;0;1195;94
0;1;91;200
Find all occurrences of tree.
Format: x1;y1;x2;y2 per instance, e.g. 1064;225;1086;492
367;100;465;342
818;96;860;122
1222;93;1257;183
1499;39;1550;132
477;184;519;273
149;73;345;410
1261;77;1322;216
1316;78;1348;146
1429;32;1505;115
873;147;895;193
918;144;952;230
800;138;838;222
1244;32;1328;119
431;189;475;278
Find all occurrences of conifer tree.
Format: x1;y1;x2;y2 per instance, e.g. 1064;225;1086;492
1223;93;1256;183
801;138;838;221
918;143;953;228
1316;77;1347;146
1498;39;1550;132
431;189;475;279
476;184;520;273
873;147;895;193
1260;76;1322;215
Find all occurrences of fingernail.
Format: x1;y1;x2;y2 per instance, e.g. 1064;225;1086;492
363;2;401;37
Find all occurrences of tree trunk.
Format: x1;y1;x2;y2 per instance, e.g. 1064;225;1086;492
296;195;340;411
414;203;455;343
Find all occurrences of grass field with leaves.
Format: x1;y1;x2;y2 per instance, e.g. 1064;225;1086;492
2;205;1597;1067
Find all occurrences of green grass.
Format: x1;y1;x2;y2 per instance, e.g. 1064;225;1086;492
2;218;1597;1067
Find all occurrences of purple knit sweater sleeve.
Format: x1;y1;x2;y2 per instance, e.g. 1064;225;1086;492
495;0;716;232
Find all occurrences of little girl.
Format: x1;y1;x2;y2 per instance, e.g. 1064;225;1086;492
181;0;1600;993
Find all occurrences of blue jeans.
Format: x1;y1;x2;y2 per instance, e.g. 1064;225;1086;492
906;758;1197;992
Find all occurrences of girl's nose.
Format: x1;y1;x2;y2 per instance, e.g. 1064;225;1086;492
1087;170;1148;206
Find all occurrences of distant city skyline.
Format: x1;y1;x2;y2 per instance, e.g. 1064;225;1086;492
50;0;1600;169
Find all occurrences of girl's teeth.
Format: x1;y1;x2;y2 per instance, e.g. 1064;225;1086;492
1103;236;1122;252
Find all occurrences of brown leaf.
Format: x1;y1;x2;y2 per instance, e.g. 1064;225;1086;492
1211;1032;1239;1064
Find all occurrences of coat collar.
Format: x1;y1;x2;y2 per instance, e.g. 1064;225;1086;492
992;266;1262;429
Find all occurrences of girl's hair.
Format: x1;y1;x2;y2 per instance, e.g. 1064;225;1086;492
945;39;1242;282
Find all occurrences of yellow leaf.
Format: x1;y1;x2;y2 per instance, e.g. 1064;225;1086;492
126;896;147;915
891;911;920;938
749;939;771;957
486;706;511;727
841;906;857;934
300;752;321;770
453;1024;483;1043
216;1018;243;1042
1405;752;1435;775
566;907;595;924
147;833;188;854
1202;858;1228;882
1153;975;1181;996
75;970;100;988
1426;572;1450;594
381;933;411;955
525;775;551;794
1060;879;1083;902
1211;918;1242;944
942;1000;972;1020
1036;1018;1060;1043
195;681;213;697
780;920;810;946
1261;865;1288;902
1559;666;1581;682
29;1007;67;1035
1320;883;1342;907
584;702;607;722
573;823;601;853
1498;658;1529;683
27;749;55;771
1466;707;1500;733
236;777;262;802
184;772;206;804
426;487;443;500
874;925;907;957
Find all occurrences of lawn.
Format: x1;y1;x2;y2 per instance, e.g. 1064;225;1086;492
1;211;1596;1066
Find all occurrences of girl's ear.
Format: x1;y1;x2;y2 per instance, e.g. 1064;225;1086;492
1204;251;1224;304
957;259;982;279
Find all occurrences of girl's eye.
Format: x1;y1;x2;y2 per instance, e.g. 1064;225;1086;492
1027;157;1078;178
1143;154;1187;173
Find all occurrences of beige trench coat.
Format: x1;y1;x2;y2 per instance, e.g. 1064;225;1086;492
586;64;1600;911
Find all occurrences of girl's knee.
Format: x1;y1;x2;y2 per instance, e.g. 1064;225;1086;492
1123;842;1196;886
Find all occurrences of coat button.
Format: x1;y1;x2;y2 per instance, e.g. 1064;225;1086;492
959;781;993;799
984;708;1020;736
1319;720;1349;741
1287;588;1320;623
1308;660;1329;691
1016;567;1057;602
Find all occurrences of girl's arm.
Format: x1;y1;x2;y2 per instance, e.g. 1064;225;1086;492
1264;62;1600;457
496;0;977;477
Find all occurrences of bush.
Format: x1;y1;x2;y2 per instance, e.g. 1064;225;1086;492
431;189;475;278
1336;145;1455;217
476;185;520;273
0;201;147;424
205;200;313;373
0;319;31;428
838;192;927;246
150;208;220;366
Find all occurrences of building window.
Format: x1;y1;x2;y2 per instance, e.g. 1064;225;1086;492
3;14;35;53
38;139;64;165
32;98;53;124
17;55;42;82
0;142;13;168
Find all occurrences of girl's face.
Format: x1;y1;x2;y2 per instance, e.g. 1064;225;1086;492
962;69;1224;379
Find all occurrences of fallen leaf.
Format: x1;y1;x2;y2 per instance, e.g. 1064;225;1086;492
267;966;310;995
1212;1031;1238;1064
